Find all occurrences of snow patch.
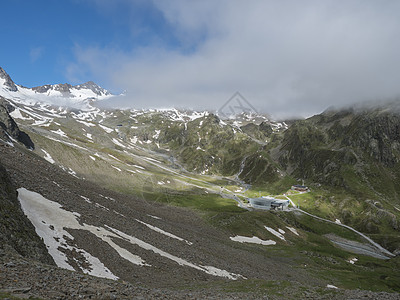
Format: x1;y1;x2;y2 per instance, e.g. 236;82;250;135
48;137;87;151
136;219;193;245
95;202;110;211
17;188;117;279
108;154;122;162
113;210;126;217
112;138;126;148
326;284;338;289
9;108;33;120
265;226;285;240
153;130;161;139
80;196;92;204
105;225;244;280
348;258;358;264
286;226;299;236
99;124;114;133
147;214;161;220
144;157;162;164
133;164;145;170
18;190;242;280
42;149;55;164
51;129;67;138
98;194;115;202
230;236;276;246
76;120;96;127
60;165;79;178
52;181;61;188
111;165;122;172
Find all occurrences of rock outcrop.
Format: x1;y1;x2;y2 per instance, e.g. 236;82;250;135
0;97;34;149
0;67;18;92
0;161;54;264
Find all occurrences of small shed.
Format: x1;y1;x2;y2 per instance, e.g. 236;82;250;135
291;185;309;192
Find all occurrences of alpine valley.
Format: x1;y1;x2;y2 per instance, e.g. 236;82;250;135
0;66;399;299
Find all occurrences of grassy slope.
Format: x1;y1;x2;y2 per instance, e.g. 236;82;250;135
16;107;400;294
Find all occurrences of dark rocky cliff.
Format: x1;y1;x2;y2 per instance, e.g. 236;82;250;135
0;97;34;149
0;160;54;264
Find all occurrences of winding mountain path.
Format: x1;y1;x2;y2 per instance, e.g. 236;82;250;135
285;196;395;258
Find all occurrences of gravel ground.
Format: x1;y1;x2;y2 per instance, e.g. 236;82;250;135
1;143;400;299
2;252;400;299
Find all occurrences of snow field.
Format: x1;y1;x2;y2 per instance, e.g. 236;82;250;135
18;188;244;281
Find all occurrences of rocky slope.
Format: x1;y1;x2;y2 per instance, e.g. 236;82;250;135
0;140;328;299
2;253;400;299
263;104;400;253
0;159;53;264
0;97;34;149
273;104;400;193
0;141;399;298
1;142;398;298
0;66;399;297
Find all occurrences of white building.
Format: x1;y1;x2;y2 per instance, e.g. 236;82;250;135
249;196;289;210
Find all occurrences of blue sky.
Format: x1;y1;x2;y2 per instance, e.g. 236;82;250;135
1;0;180;88
2;1;400;118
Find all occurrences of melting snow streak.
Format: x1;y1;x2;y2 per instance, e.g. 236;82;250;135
230;236;276;245
136;219;193;245
42;149;55;164
265;226;285;240
17;188;243;280
18;188;117;279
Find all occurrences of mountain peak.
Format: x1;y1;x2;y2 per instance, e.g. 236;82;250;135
74;81;111;96
29;80;112;100
0;66;111;101
0;66;18;92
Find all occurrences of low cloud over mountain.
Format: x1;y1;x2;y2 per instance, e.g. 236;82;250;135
68;0;400;119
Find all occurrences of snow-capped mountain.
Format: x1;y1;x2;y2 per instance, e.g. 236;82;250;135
0;66;114;109
0;66;18;92
1;66;400;299
31;81;111;98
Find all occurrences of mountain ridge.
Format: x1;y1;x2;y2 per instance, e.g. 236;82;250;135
0;67;400;298
0;66;113;109
0;96;34;149
0;67;18;92
31;81;111;98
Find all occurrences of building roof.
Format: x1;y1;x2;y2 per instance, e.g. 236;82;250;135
292;185;308;188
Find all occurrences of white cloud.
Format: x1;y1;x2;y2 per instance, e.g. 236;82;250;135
68;0;400;119
30;47;45;63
